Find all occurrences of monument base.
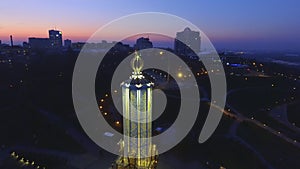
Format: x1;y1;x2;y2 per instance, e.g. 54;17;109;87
111;155;158;169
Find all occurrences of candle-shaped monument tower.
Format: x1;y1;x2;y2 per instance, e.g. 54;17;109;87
112;52;158;169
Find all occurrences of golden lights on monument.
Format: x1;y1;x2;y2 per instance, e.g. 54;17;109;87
113;52;158;169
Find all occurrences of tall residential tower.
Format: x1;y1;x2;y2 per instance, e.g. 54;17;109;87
49;29;63;48
174;27;201;55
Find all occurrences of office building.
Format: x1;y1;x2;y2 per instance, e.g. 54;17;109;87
28;37;50;50
64;39;72;48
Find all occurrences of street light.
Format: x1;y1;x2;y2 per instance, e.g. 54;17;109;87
177;72;183;78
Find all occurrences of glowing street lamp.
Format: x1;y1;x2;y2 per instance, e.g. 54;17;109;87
177;72;183;78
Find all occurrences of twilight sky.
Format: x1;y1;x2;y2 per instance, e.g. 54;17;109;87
0;0;299;51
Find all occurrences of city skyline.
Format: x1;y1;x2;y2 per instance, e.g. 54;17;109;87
1;0;300;51
1;1;300;169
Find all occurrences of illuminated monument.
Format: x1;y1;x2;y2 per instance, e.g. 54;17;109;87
112;52;158;169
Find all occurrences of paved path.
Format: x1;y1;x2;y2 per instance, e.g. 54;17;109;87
269;103;300;133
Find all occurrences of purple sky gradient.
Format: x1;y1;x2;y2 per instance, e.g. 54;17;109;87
0;0;299;51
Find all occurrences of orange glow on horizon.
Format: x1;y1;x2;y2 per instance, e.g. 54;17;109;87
1;28;174;44
0;23;99;43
